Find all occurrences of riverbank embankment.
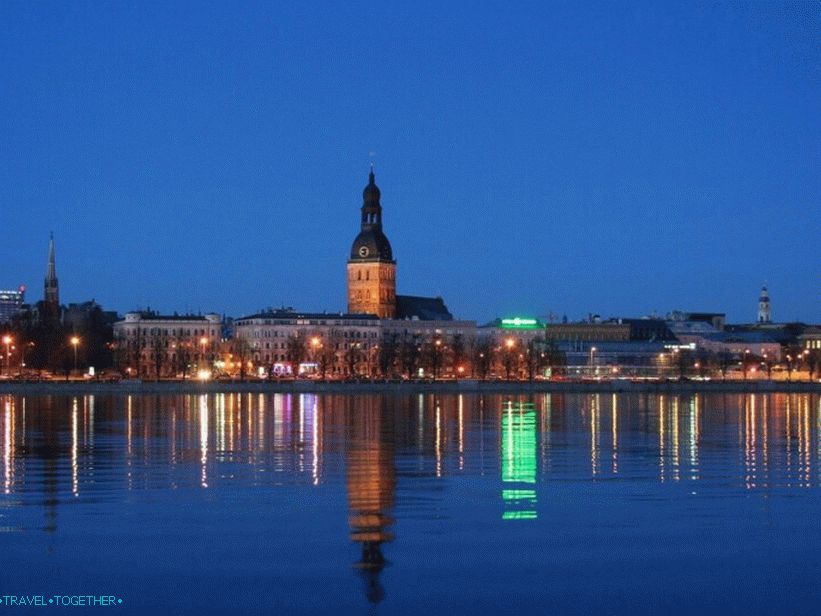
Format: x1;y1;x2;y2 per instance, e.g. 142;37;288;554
0;379;819;396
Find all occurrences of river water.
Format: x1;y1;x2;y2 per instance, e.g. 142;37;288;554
2;392;820;614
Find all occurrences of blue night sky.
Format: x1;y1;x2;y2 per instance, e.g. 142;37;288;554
1;1;819;324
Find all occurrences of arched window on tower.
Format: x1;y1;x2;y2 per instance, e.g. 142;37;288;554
357;270;361;281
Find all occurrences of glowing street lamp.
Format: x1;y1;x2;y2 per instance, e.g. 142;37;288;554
70;335;80;373
2;335;12;376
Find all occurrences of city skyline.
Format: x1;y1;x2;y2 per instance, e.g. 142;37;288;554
0;202;813;326
1;2;819;323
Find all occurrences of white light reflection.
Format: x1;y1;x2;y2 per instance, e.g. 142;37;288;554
216;393;226;455
541;394;551;475
417;394;424;456
199;394;209;488
307;395;320;485
298;394;306;473
4;397;14;494
126;395;133;490
672;396;680;482
435;401;442;478
611;393;618;474
88;395;95;449
590;394;600;477
71;397;79;496
659;395;666;482
687;396;699;481
458;394;464;471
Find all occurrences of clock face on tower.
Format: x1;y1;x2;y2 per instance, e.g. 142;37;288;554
358;246;370;258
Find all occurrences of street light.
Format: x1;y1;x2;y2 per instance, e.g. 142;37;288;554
70;336;80;373
503;338;516;380
310;336;322;377
2;335;11;376
199;335;208;359
22;341;34;372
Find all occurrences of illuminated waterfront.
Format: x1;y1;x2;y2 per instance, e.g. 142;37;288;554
2;392;821;614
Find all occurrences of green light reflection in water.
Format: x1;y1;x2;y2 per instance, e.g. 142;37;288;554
501;401;537;521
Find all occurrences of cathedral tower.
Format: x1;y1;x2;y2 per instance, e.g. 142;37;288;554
347;168;396;318
43;232;60;318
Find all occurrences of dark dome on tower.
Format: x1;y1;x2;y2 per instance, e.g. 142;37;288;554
350;229;393;261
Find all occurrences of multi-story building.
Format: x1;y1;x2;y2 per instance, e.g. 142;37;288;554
233;310;381;376
233;308;479;378
799;327;821;351
0;286;25;324
113;311;221;378
479;317;547;346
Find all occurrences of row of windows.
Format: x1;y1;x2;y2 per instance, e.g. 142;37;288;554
246;330;379;339
118;327;216;337
124;341;213;350
252;341;373;355
350;270;395;281
235;319;374;327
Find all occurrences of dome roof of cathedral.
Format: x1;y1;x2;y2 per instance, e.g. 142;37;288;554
350;228;393;262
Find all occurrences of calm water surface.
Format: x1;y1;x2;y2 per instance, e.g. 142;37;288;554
2;392;820;614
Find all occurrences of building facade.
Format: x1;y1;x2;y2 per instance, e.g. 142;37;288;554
234;310;380;375
113;311;222;377
0;286;25;324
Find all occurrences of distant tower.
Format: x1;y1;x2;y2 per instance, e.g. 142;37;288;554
757;285;771;324
44;232;60;318
347;168;396;318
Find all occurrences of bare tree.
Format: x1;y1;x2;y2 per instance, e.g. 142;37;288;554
286;330;308;375
716;350;734;380
397;334;421;378
174;339;193;380
423;337;445;379
808;349;820;381
473;336;495;380
232;337;251;380
345;342;362;377
525;337;547;381
318;329;342;379
450;333;466;376
149;334;167;379
378;333;399;377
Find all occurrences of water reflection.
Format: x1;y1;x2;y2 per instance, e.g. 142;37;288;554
501;401;537;520
1;393;819;496
0;391;820;603
346;397;395;604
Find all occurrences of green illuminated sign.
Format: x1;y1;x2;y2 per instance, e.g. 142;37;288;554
500;317;541;330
